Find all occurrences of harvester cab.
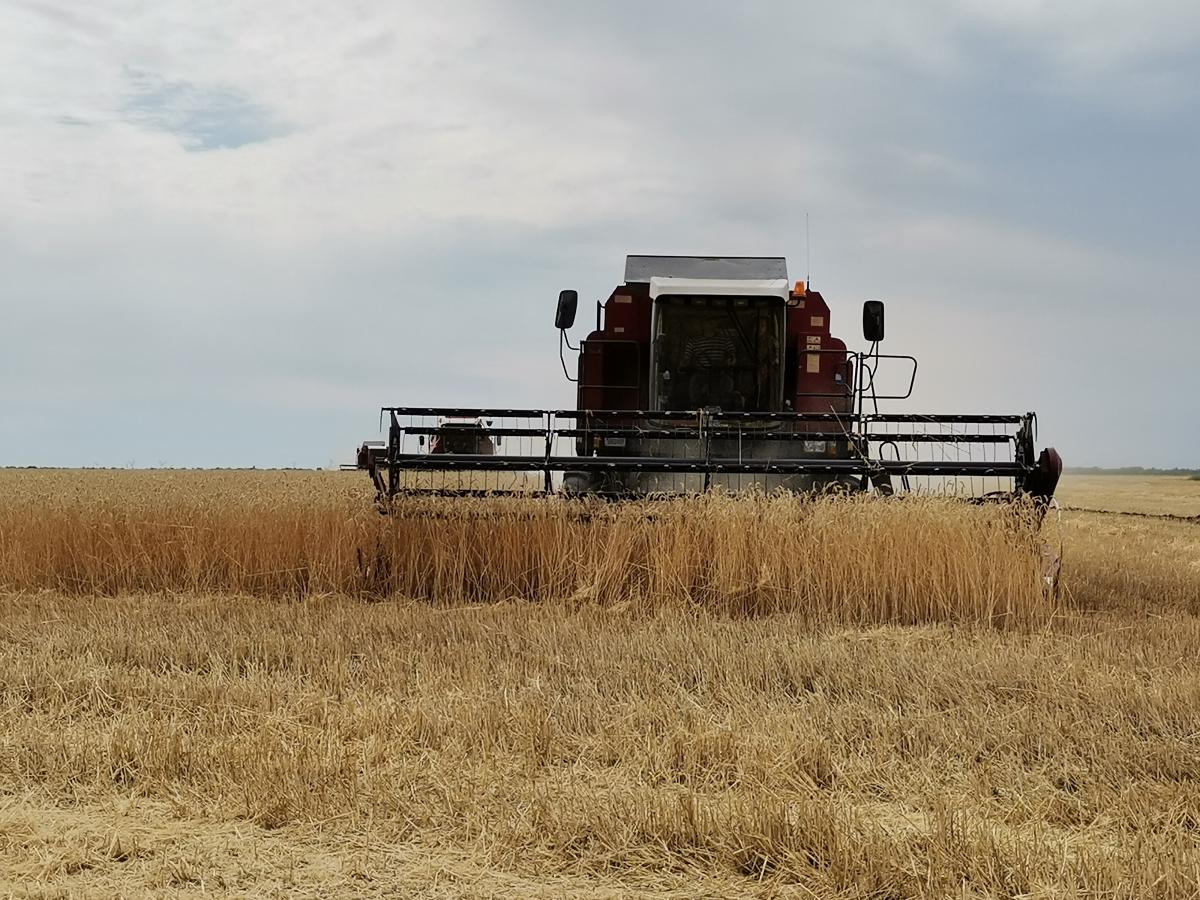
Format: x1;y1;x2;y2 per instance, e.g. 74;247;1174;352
357;254;1061;505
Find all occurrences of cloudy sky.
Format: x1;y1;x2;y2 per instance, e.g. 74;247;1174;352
3;0;1197;467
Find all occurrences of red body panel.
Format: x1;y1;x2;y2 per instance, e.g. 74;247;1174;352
578;284;652;411
786;289;853;415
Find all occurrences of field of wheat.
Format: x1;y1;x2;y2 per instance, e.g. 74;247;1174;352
2;470;1199;898
0;470;1059;625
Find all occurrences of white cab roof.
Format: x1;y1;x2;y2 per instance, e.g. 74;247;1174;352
648;276;790;301
625;255;787;283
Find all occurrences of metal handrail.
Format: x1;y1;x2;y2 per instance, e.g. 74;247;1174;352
384;452;1027;476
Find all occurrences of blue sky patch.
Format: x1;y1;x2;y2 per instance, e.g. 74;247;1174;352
124;72;286;151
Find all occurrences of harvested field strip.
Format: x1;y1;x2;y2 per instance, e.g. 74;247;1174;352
0;471;1052;625
1063;505;1200;524
3;593;1200;897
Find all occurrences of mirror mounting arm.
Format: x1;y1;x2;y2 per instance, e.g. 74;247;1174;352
559;329;578;383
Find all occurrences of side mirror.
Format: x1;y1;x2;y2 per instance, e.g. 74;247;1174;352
555;290;578;330
863;300;885;342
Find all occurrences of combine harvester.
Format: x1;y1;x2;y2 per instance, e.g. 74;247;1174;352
354;255;1061;507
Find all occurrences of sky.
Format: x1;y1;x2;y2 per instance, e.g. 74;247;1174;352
2;0;1198;468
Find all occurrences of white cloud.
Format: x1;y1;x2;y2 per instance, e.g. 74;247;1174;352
1;0;1197;466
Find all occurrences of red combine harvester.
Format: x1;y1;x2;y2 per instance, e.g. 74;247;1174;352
355;255;1061;504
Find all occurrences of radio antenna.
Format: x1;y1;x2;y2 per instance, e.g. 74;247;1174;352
805;213;811;287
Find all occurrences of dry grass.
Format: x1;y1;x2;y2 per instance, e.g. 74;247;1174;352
0;469;1054;626
1;470;1199;897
